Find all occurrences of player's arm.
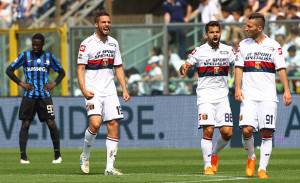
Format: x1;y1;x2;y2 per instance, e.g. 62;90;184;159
77;64;94;100
234;66;244;102
277;68;292;106
115;65;130;102
45;54;66;91
179;62;192;76
6;53;33;90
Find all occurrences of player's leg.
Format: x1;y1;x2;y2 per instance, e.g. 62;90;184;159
257;101;277;179
198;103;215;175
103;95;124;175
212;100;233;173
202;125;215;175
18;97;36;164
80;95;103;174
239;100;258;177
37;98;62;163
19;120;31;163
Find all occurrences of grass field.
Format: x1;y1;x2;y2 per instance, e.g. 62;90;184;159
0;148;299;183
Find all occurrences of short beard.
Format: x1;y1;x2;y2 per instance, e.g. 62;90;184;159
208;40;220;50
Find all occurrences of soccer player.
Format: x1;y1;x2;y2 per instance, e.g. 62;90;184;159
234;12;292;179
179;21;235;175
77;10;130;175
6;33;65;164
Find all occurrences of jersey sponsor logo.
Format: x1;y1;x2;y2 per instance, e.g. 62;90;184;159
278;48;282;55
199;113;208;120
80;45;86;52
26;67;47;72
245;52;272;61
95;50;115;59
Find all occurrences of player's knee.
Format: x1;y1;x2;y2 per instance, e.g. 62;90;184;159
260;129;273;138
21;120;30;130
242;126;253;138
107;120;119;129
221;131;232;141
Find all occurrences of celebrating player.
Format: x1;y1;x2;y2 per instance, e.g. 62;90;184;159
77;10;130;175
234;12;292;179
6;33;65;164
180;21;235;175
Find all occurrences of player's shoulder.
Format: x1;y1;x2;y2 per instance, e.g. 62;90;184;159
265;36;281;48
80;34;95;45
219;43;233;50
239;38;253;45
107;36;119;46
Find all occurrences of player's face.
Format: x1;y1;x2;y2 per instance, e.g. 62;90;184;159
96;15;111;36
244;19;261;39
206;26;221;49
32;39;44;53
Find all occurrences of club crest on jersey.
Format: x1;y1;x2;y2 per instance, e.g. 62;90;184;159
278;48;282;55
214;67;220;74
103;58;109;66
255;62;261;69
86;103;94;111
199;113;208;120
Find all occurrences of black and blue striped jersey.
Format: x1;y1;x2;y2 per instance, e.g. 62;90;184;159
10;50;63;98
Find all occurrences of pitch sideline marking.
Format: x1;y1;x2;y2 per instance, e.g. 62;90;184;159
164;177;247;183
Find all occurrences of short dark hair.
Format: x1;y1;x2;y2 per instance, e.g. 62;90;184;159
94;10;110;23
205;21;221;33
32;33;45;44
249;12;265;29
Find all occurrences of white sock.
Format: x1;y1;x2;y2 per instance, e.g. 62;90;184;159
243;135;256;160
258;137;272;171
106;136;119;171
82;128;97;159
212;136;229;155
201;138;212;168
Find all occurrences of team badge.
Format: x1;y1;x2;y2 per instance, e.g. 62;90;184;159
37;58;41;64
239;115;243;121
255;62;261;69
86;103;95;111
103;58;108;66
199;113;208;120
214;67;220;74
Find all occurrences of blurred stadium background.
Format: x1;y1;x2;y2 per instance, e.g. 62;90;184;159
0;0;300;182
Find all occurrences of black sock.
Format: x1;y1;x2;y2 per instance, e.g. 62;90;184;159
48;121;61;159
19;126;29;160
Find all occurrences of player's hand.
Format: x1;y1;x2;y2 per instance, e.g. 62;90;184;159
20;82;33;90
83;90;94;100
179;64;188;76
44;82;56;91
283;91;292;106
234;88;244;102
123;89;130;102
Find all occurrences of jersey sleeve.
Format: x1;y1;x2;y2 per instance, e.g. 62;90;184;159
50;53;63;72
10;52;26;69
274;45;286;70
234;44;244;67
228;47;236;66
186;48;198;65
114;41;123;66
77;43;89;65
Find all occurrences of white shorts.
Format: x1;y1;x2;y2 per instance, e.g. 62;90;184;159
198;99;233;128
239;100;277;131
85;94;124;122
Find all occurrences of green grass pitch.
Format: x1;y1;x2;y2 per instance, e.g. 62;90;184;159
0;148;299;183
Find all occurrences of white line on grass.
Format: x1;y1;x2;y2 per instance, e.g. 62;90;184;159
165;177;247;183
